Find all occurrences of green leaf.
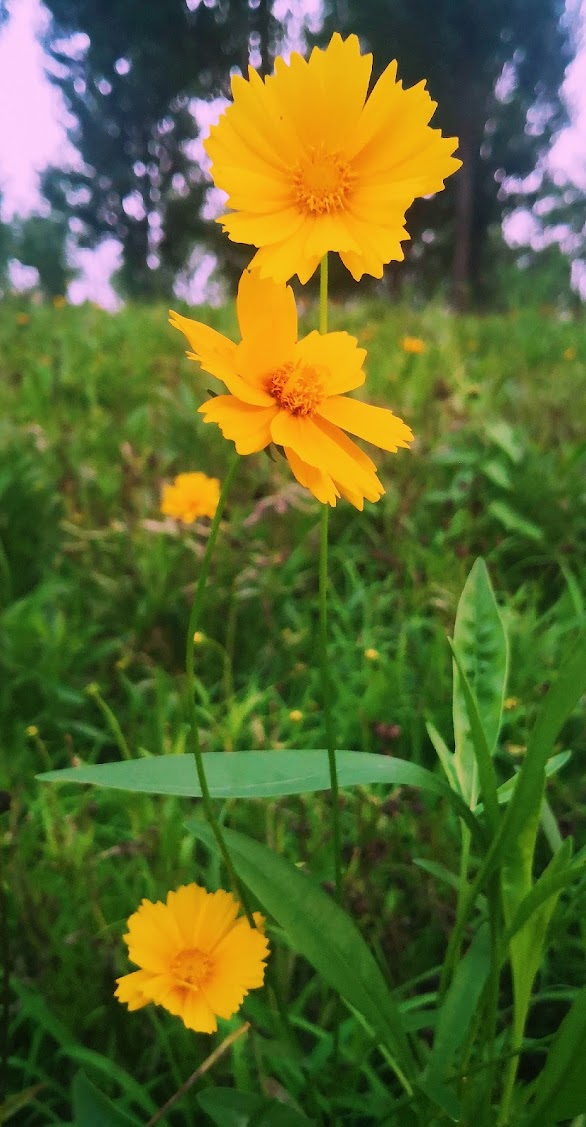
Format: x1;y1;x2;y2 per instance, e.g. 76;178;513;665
71;1073;139;1127
503;840;585;949
0;1085;44;1124
426;720;460;793
197;1088;313;1126
452;558;509;807
523;987;586;1125
38;749;482;840
488;501;544;541
189;821;416;1082
424;923;491;1086
450;640;500;836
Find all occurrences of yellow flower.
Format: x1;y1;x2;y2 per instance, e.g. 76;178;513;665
53;295;66;309
289;709;303;723
401;336;426;354
563;347;576;361
161;472;220;523
364;647;379;662
205;34;460;284
504;696;519;711
115;884;269;1034
170;271;413;510
193;630;205;645
16;312;30;325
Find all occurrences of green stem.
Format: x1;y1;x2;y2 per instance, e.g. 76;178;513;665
185;453;252;922
318;254;342;904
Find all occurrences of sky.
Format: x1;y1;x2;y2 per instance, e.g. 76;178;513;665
0;0;584;304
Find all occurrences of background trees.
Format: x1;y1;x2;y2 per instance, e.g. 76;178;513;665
317;0;574;304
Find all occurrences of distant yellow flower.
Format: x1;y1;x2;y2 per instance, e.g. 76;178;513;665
364;647;379;662
16;313;29;325
170;270;413;510
53;295;66;310
563;347;576;361
289;709;303;723
161;472;220;523
401;336;426;354
504;696;519;711
193;630;205;645
115;884;269;1033
205;33;461;284
25;725;39;738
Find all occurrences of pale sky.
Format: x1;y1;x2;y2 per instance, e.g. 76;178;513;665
0;0;584;304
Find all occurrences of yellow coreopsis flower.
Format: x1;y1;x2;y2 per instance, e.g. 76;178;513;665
400;336;426;355
205;33;461;284
115;884;269;1033
170;271;413;510
160;472;220;523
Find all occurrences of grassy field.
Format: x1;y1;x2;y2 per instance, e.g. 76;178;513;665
1;293;585;1124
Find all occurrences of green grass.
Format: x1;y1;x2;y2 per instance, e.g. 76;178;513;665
1;294;585;1124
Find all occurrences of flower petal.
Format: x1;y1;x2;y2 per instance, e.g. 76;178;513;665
294;330;366;395
270;411;381;499
199;395;277;455
284;446;340;506
317;396;414;453
169;311;237;384
236;269;298;353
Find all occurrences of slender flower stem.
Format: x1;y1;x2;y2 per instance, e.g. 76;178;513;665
185;452;252;922
318;255;342;904
146;1021;250;1126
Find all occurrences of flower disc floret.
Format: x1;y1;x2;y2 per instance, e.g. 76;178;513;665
169;270;413;510
115;883;269;1033
205;33;461;284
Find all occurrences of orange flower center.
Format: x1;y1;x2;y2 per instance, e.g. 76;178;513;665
292;145;353;215
268;361;324;417
171;948;213;990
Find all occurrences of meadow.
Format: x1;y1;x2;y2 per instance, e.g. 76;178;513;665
1;292;585;1125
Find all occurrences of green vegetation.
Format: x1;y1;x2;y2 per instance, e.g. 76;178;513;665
1;295;585;1124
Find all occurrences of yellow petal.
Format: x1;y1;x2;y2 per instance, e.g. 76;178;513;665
199;396;277;455
294;330;366;396
284;446;340;506
236;269;298;352
317;396;414;452
169;311;237;384
270;411;380;498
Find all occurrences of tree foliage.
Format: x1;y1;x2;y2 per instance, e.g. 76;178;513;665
41;0;283;299
317;0;573;304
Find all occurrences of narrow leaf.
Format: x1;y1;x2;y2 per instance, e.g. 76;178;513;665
524;987;586;1125
197;1088;313;1126
452;558;509;806
424;923;491;1084
71;1073;139;1127
450;641;500;836
39;749;482;840
189;820;416;1079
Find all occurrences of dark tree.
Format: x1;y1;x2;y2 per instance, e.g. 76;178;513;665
12;213;74;299
41;0;283;299
318;0;573;305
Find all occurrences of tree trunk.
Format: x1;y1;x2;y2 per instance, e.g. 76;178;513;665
451;128;476;310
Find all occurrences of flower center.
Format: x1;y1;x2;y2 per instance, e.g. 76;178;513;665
268;361;324;417
292;145;353;216
171;948;213;989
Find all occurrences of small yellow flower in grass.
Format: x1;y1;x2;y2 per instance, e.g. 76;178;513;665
206;34;460;284
401;336;426;355
16;312;29;325
289;709;303;723
115;884;269;1033
364;647;379;662
193;630;205;645
563;347;576;361
170;270;413;510
25;725;39;738
504;696;519;711
161;472;220;524
53;295;66;310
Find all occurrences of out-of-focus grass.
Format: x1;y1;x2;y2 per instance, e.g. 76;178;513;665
1;294;585;1123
